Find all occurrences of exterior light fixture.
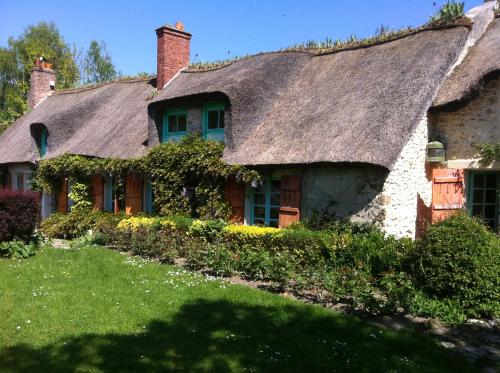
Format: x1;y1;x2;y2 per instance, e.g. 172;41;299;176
426;141;445;163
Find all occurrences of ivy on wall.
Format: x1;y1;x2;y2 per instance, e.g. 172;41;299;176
476;143;500;166
32;135;260;219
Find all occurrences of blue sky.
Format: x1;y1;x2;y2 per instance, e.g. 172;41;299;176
0;0;484;76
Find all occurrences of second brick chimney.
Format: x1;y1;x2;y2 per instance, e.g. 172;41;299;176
156;22;191;90
28;57;56;109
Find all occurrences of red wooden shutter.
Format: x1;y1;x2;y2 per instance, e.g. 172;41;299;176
58;179;68;213
125;173;143;215
279;175;301;228
224;181;245;223
91;175;104;212
432;168;464;223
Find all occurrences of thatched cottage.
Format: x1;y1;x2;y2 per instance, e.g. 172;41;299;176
0;2;498;238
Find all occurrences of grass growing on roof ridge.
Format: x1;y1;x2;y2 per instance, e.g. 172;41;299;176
187;17;471;71
0;245;475;372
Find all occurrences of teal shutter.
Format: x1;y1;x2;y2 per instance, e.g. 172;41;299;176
203;103;225;142
104;176;113;212
162;107;188;143
40;128;47;157
143;178;153;214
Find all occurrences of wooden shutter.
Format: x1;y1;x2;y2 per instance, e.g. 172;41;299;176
279;175;301;228
224;181;245;223
125;173;143;215
432;168;464;223
91;175;104;212
57;179;68;213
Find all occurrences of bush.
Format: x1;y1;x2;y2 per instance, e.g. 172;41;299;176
412;213;500;318
41;211;124;239
188;219;228;241
0;240;38;259
333;231;414;277
0;189;40;243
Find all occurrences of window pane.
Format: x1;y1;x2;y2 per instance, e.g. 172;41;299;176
473;174;484;188
254;206;266;220
219;110;225;128
271;180;281;193
207;110;219;129
485;189;496;204
254;192;265;206
486;174;496;188
168;115;177;132
472;205;483;216
484;205;495;219
473;189;484;204
270;207;280;220
178;114;187;132
269;220;279;228
270;193;280;206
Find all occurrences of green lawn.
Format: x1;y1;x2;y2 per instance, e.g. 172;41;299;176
0;246;473;372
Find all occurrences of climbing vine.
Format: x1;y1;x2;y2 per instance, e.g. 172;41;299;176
32;135;260;219
476;143;500;166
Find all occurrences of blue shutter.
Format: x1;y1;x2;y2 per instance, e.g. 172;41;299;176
40;128;47;157
104;176;113;212
143;178;153;214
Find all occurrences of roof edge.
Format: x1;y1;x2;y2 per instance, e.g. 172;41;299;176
53;77;156;96
185;19;471;73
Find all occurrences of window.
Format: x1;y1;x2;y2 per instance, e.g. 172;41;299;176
162;108;187;142
15;173;25;192
203;103;225;142
468;172;499;232
250;178;281;227
40;127;48;158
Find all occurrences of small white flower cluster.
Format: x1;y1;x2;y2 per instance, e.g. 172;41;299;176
32;285;50;297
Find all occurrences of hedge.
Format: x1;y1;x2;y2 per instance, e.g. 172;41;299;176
0;189;39;243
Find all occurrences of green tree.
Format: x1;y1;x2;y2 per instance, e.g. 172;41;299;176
81;40;117;84
0;22;79;131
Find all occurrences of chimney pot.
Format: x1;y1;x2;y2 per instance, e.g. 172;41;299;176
175;22;185;31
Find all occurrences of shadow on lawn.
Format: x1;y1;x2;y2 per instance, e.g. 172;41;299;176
0;299;471;373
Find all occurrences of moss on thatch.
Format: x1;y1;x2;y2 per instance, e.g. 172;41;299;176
55;75;155;96
186;18;470;72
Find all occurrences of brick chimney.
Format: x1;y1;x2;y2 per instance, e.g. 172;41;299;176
155;22;191;90
28;57;56;109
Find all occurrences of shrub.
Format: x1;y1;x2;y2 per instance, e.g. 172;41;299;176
0;189;40;243
117;216;176;232
412;213;500;318
333;231;414;277
41;211;124;239
188;219;228;241
0;240;38;259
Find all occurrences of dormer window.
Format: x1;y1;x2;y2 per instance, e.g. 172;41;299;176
204;103;225;142
162;107;187;142
31;124;48;158
40;127;48;157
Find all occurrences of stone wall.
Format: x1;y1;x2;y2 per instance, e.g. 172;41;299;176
378;116;432;238
300;166;386;223
430;77;500;169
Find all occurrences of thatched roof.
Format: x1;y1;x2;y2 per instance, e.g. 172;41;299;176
153;26;469;169
433;15;500;108
0;79;154;164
